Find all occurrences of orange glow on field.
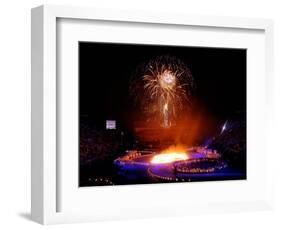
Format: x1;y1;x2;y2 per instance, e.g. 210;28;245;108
151;145;188;164
151;152;188;164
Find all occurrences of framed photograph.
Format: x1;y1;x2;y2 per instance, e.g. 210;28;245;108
31;5;274;224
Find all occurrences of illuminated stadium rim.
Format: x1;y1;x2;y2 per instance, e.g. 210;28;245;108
114;148;221;167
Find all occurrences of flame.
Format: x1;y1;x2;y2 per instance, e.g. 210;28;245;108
164;103;168;111
151;145;188;164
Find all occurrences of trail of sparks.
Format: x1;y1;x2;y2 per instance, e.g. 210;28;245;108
130;55;194;127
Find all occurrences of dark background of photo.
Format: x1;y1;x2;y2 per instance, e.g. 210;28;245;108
79;42;246;126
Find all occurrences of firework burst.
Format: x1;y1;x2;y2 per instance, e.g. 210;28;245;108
130;55;194;127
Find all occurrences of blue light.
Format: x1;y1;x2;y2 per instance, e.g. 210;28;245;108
221;121;228;134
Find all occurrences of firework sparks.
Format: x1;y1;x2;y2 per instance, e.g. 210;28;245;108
163;103;169;127
130;55;194;127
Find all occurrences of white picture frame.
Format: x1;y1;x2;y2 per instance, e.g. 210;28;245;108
31;5;274;225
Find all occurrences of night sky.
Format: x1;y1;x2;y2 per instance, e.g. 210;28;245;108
79;42;246;129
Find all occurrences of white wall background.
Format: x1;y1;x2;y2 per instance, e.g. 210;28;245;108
0;0;280;229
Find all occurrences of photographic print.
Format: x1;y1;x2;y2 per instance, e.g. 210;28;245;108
79;42;246;187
